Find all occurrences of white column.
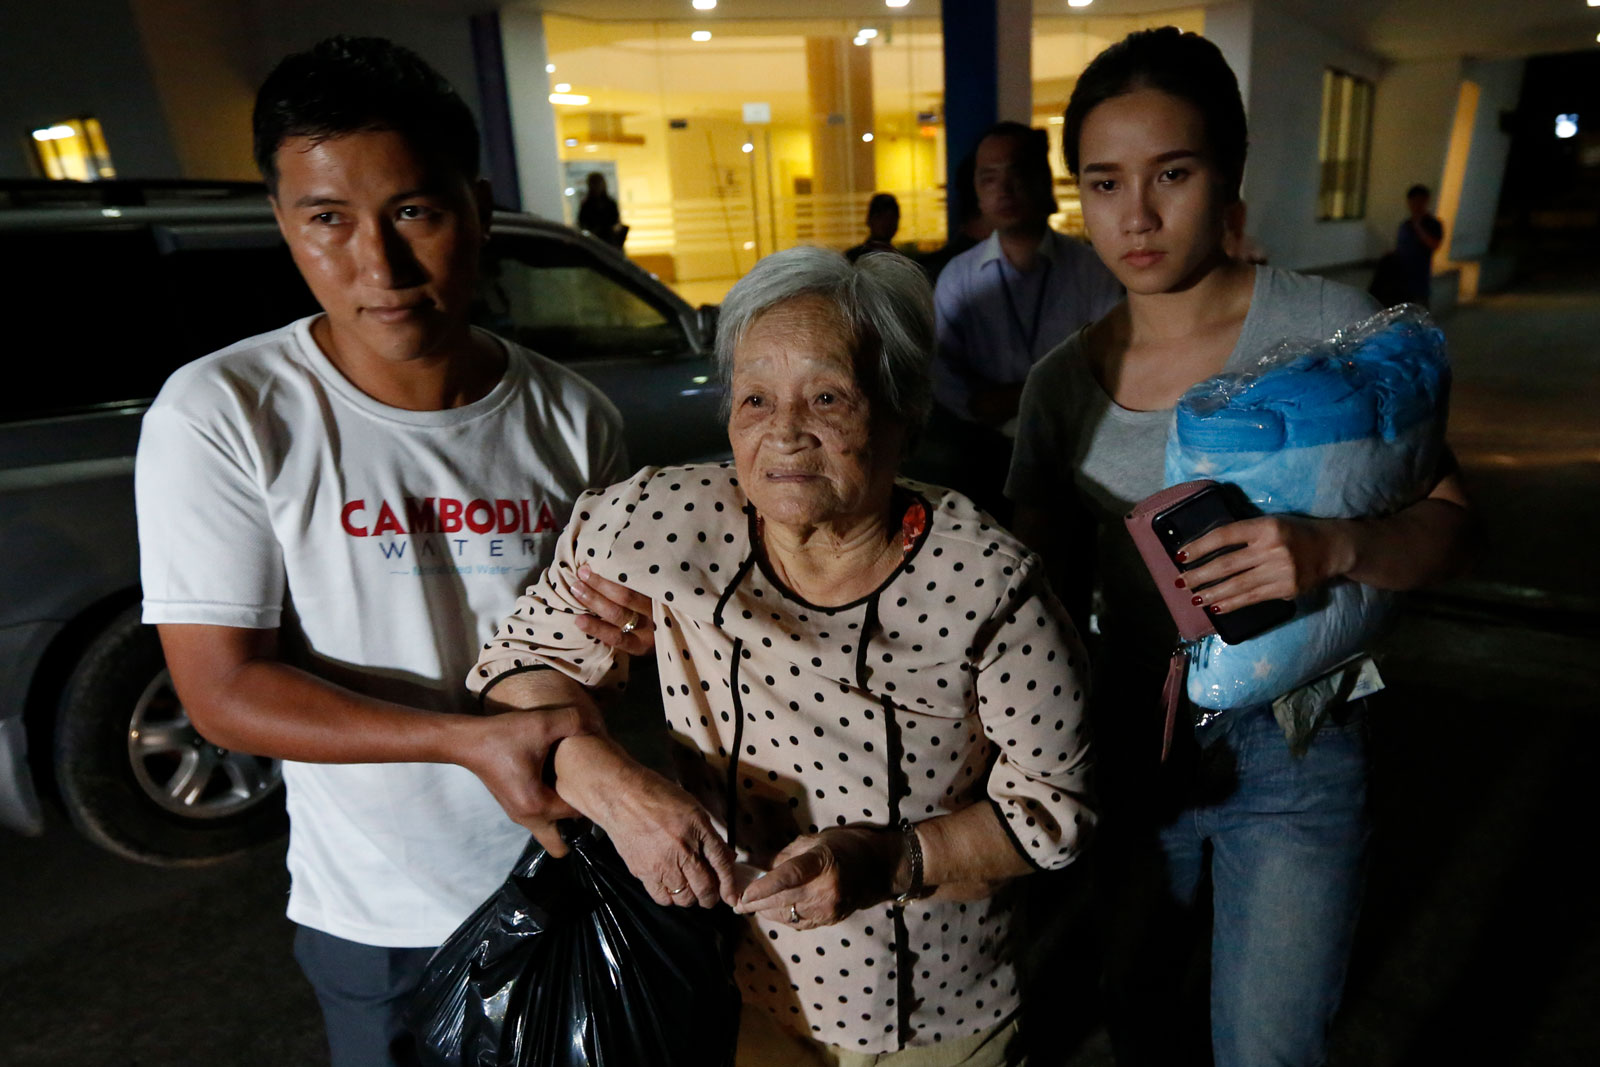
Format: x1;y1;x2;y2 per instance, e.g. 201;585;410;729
499;8;565;221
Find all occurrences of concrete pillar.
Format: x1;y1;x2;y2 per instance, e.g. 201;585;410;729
499;8;565;222
940;0;1032;236
806;35;875;245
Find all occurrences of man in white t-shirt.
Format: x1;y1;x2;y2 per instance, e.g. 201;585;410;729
135;37;623;1067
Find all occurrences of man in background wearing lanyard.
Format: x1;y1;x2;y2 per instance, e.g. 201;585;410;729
922;122;1121;520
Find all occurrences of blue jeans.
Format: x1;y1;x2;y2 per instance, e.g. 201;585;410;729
1101;701;1370;1067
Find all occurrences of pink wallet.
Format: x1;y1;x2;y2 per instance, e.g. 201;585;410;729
1123;480;1219;761
1123;479;1220;643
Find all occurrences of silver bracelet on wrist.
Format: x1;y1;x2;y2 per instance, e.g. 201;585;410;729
893;818;930;906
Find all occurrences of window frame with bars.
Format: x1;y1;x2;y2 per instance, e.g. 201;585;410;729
1317;68;1374;222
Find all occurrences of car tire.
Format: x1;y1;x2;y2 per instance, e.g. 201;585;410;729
53;604;287;865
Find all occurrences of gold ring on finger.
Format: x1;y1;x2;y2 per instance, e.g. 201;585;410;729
619;610;640;635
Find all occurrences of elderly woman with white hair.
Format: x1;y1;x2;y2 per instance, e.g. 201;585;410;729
468;247;1093;1066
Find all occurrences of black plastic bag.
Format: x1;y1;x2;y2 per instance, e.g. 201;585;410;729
407;821;740;1067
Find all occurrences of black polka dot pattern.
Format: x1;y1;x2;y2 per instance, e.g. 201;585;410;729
468;465;1094;1053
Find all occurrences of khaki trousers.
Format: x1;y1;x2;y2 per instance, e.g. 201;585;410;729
735;1003;1024;1067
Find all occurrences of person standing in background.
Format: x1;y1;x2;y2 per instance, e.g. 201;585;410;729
923;122;1122;520
845;192;904;262
1395;183;1445;306
578;171;628;249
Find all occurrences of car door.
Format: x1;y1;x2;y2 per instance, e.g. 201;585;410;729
476;229;726;467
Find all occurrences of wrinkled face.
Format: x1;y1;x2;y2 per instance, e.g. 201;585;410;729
270;128;489;366
728;296;903;531
1077;88;1232;296
975;132;1051;233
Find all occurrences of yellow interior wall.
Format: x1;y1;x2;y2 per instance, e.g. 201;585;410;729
129;0;257;180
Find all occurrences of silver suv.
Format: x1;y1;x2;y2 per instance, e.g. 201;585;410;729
0;180;724;864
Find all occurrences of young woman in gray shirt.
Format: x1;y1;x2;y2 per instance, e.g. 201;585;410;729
1005;28;1473;1067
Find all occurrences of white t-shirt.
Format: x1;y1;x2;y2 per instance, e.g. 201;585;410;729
136;316;627;947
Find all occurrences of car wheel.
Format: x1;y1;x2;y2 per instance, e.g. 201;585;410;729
53;604;287;865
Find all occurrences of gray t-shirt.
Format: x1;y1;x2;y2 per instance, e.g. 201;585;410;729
1005;265;1380;669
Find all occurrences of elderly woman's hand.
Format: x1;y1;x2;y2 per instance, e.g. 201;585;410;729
563;737;738;908
571;564;656;656
732;826;902;930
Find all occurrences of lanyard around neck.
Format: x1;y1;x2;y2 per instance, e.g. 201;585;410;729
998;252;1053;357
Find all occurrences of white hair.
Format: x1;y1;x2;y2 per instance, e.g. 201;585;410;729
714;246;935;430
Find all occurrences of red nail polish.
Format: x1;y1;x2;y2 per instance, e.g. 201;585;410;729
1191;595;1204;606
1175;550;1189;563
1174;577;1186;589
1207;605;1220;614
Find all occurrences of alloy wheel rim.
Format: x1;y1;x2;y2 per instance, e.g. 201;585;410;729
126;669;283;819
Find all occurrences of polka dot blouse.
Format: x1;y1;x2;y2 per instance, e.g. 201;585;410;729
470;464;1094;1054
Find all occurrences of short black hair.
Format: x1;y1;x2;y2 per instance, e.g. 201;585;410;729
867;192;900;221
253;36;480;192
1406;184;1431;200
1062;27;1248;201
978;121;1052;181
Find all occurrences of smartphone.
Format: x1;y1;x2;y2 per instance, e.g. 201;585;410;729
1151;483;1294;644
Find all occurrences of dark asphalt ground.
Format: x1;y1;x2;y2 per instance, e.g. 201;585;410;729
2;265;1596;1067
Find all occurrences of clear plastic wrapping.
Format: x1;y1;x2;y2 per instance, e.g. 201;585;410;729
1163;304;1449;721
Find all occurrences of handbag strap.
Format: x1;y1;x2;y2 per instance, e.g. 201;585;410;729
1159;647;1188;763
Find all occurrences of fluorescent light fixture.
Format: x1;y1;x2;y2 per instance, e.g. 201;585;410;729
546;63;556;73
554;82;572;93
1590;0;1599;7
32;125;77;141
862;132;874;142
549;93;591;105
886;0;910;7
858;27;879;38
1068;0;1094;7
691;30;712;41
741;142;754;153
1556;113;1579;138
693;0;717;8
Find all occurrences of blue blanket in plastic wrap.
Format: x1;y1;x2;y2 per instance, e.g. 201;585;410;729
1163;305;1450;711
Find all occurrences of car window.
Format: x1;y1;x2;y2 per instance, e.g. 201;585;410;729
2;228;170;421
476;236;687;360
0;226;319;422
156;237;318;358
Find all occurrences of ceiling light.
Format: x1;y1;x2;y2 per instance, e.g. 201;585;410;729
854;35;869;46
886;0;910;7
741;142;754;153
693;0;717;8
546;63;556;73
858;28;879;39
692;30;712;41
549;93;591;105
564;138;579;147
1556;113;1579;138
554;82;572;93
31;125;76;141
862;132;874;142
1068;0;1094;7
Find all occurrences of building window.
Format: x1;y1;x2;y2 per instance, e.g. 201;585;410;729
1317;69;1372;221
30;117;116;181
